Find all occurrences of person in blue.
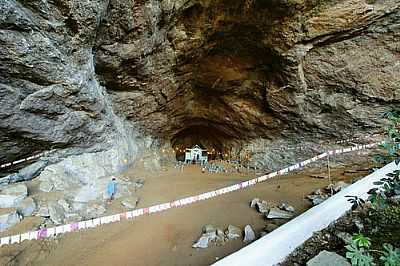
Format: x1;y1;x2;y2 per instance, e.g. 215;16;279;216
107;177;117;203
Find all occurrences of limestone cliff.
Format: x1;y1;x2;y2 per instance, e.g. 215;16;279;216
0;0;399;174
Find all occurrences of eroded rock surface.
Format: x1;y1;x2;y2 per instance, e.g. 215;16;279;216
1;0;400;176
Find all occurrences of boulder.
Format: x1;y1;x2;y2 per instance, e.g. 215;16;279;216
307;194;328;206
0;210;21;232
215;228;227;246
48;202;65;225
16;197;36;217
266;208;294;219
250;198;261;208
307;250;350;266
0;183;28;208
279;202;295;212
192;231;217;249
243;225;256;243
332;181;349;193
225;225;242;240
121;197;140;209
256;200;270;214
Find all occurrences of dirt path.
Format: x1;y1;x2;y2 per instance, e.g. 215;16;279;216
0;163;372;266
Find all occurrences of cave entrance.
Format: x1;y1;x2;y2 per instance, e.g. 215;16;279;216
171;125;236;162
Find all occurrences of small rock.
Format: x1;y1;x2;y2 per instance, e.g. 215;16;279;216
225;225;242;240
215;229;227;246
250;198;261;208
243;225;256;243
16;197;36;217
306;250;350;266
121;197;139;209
193;235;211;248
0;183;28;208
256;200;270;214
48;202;65;225
0;210;21;232
266;208;294;219
307;194;328;206
260;231;268;237
264;223;279;233
192;231;217;249
279;202;295;212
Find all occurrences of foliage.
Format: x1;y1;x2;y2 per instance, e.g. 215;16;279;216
368;203;400;227
353;233;372;249
369;111;400;209
368;188;388;210
346;242;375;266
373;111;400;165
379;244;400;266
346;195;366;210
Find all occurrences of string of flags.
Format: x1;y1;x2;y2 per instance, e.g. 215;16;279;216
0;139;384;247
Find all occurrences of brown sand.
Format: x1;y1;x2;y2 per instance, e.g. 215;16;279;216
0;163;372;266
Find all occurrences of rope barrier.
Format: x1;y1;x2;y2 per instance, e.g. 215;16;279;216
0;139;384;246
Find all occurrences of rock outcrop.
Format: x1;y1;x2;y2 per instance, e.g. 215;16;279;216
1;0;400;177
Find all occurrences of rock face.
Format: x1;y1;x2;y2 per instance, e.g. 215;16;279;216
1;0;400;175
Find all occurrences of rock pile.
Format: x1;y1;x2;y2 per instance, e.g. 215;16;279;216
250;198;296;237
0;175;145;232
192;224;255;249
250;198;295;219
306;181;350;206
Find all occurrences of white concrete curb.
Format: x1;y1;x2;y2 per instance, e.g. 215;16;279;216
213;161;399;266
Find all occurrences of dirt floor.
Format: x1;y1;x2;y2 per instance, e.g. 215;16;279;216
0;161;374;266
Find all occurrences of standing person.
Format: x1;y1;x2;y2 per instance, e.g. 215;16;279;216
106;177;117;204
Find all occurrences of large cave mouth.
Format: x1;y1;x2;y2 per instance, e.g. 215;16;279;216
95;0;294;149
167;21;287;149
171;125;240;153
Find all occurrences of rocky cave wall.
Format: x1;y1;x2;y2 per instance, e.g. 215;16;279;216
0;0;400;176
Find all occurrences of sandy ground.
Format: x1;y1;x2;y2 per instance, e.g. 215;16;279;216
0;161;373;266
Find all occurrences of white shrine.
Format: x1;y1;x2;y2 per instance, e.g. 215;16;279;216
184;145;208;164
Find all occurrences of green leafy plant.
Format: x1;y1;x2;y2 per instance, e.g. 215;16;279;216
352;233;372;249
374;111;400;165
346;242;375;266
380;243;400;266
